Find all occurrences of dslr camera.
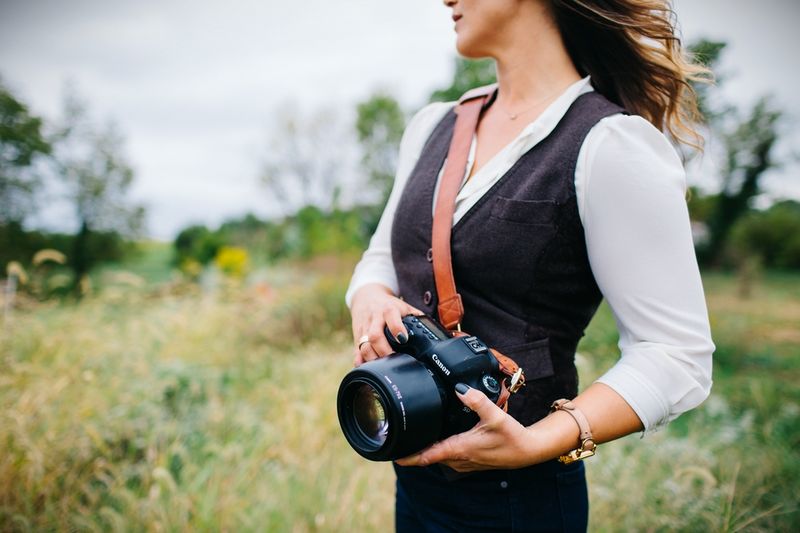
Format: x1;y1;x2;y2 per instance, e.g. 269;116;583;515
337;314;509;461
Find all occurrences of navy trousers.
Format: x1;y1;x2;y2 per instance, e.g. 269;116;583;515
394;460;588;533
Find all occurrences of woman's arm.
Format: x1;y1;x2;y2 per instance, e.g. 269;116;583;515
347;102;454;363
396;382;640;471
397;114;714;470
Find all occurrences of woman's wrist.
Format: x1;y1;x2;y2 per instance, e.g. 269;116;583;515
523;409;583;465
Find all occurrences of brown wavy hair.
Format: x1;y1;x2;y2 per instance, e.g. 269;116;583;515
549;0;711;149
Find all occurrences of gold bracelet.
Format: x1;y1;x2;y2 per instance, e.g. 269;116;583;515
550;399;597;464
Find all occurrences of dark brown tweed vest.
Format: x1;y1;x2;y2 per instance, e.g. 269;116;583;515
391;91;626;425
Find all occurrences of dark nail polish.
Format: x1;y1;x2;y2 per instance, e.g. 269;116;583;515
396;332;408;344
455;383;470;394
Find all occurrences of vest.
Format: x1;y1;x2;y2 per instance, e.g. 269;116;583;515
391;91;626;425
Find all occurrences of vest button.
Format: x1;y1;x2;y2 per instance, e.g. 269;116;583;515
426;248;433;262
423;291;432;305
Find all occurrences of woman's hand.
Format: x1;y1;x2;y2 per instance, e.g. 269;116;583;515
350;283;423;367
395;384;540;472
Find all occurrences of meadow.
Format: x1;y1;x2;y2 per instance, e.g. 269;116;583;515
1;250;798;532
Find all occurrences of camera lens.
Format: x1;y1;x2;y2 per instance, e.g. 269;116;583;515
337;354;445;461
352;384;389;446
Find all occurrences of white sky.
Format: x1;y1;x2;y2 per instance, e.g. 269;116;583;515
1;0;798;239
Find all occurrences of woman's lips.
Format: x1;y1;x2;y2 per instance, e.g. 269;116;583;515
452;14;462;22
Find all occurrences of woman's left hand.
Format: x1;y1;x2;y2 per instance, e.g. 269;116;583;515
395;384;539;472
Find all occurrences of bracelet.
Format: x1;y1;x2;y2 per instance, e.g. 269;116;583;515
550;399;597;464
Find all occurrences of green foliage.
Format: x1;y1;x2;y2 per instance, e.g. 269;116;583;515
685;40;784;267
1;222;130;295
173;207;370;270
429;57;497;103
728;200;800;269
1;268;797;530
173;224;222;267
289;206;365;259
355;93;405;204
0;80;51;224
699;98;783;266
686;186;717;223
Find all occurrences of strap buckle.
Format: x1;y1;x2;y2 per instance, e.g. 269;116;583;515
508;367;525;394
558;438;596;464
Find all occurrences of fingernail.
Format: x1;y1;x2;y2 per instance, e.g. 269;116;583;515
396;332;408;344
455;383;470;394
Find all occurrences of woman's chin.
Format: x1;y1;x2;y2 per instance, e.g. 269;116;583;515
454;38;487;59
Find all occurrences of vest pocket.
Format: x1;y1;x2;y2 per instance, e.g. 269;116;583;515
502;337;554;381
490;197;559;226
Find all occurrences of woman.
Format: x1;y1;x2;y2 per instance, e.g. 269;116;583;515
346;0;715;531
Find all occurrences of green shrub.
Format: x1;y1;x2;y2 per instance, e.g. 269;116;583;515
173;224;223;266
727;200;800;269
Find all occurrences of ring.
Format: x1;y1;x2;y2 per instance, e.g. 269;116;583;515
357;335;370;349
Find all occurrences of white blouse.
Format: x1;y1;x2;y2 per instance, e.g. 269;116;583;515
345;76;715;434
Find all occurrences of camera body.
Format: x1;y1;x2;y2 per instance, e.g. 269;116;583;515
337;314;506;461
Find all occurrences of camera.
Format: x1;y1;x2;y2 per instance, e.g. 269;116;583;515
337;314;507;461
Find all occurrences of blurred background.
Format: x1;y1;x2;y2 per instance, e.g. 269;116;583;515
1;0;798;531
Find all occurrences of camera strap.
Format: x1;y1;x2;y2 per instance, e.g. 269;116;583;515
431;85;493;332
432;85;526;409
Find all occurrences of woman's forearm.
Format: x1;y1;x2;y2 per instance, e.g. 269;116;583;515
524;382;643;464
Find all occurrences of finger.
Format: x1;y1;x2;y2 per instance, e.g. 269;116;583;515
360;341;380;362
353;347;364;367
403;302;425;317
383;306;409;344
396;434;463;467
455;384;502;421
367;315;394;357
352;318;368;348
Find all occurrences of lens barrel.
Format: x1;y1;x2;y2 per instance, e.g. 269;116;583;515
337;354;444;461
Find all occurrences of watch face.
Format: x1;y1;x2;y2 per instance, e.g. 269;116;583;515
418;316;449;340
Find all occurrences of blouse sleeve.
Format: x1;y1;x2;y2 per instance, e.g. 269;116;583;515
575;113;715;434
345;101;454;308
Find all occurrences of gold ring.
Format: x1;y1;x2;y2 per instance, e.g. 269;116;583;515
357;335;370;349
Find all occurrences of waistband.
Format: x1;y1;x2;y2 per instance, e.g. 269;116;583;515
394;458;584;492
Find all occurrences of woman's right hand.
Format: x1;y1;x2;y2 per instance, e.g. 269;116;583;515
349;283;424;367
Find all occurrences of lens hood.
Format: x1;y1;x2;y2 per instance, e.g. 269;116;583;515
337;353;444;461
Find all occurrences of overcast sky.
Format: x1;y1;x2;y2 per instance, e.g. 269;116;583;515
1;0;798;239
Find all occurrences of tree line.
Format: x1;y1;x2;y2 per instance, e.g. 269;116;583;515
2;38;798;299
1;81;142;295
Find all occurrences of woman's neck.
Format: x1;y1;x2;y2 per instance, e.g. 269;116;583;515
491;4;581;109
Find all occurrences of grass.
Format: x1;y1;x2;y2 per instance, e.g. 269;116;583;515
1;260;798;531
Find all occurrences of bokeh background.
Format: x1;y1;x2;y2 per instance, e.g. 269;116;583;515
1;0;799;531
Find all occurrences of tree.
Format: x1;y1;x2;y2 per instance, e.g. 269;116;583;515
258;103;357;217
705;98;781;265
0;80;51;224
355;93;405;205
686;40;784;266
53;88;144;291
429;57;496;103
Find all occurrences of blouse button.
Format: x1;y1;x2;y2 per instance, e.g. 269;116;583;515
423;291;432;305
426;248;433;262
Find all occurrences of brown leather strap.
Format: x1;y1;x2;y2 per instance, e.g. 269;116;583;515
551;399;593;443
432;84;527;412
550;399;597;463
432;85;495;330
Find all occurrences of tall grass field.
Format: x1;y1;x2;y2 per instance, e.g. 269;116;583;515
1;255;798;531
